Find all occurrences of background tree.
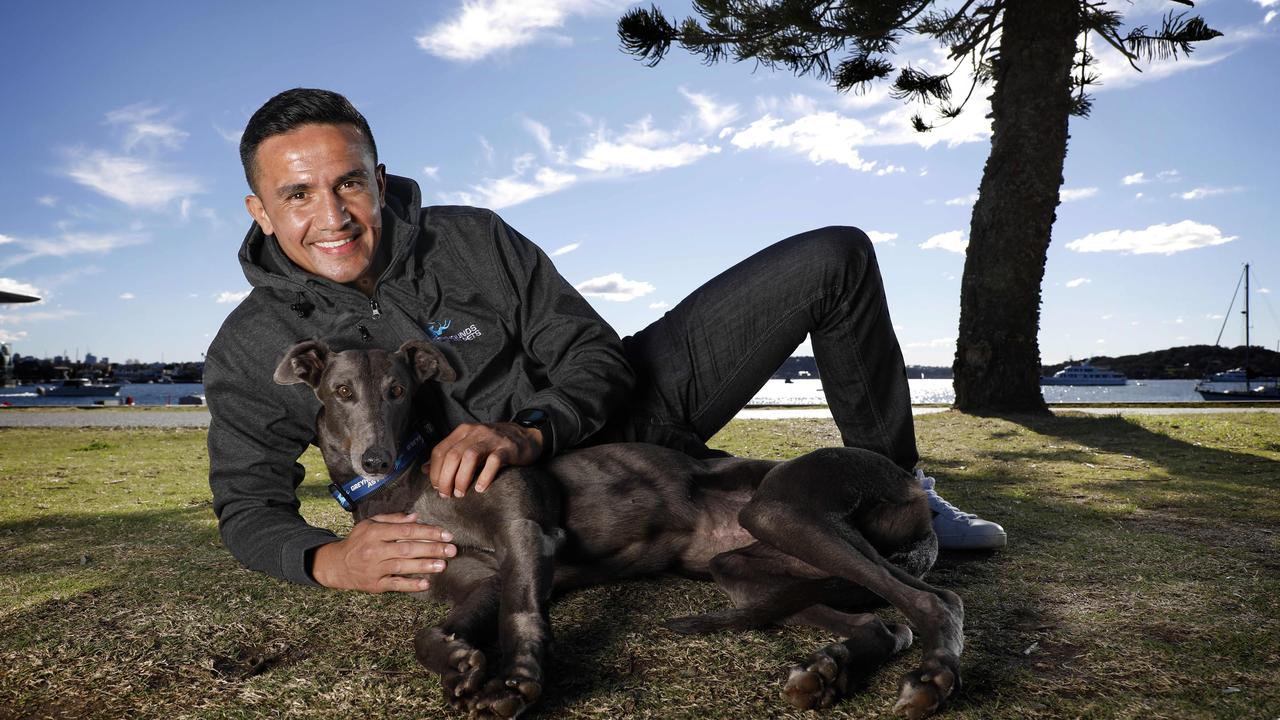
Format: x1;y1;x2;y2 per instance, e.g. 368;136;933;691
619;0;1220;413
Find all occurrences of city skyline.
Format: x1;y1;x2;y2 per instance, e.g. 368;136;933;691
2;1;1278;366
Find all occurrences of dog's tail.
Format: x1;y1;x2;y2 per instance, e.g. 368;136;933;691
663;591;817;634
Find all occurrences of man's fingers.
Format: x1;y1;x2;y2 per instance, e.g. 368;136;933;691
366;512;418;524
453;447;485;497
474;452;505;494
383;557;449;575
379;575;433;594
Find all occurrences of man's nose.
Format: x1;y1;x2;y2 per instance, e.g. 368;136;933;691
317;190;350;230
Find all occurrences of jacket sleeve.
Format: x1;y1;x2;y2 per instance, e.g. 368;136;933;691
487;213;635;456
205;332;336;586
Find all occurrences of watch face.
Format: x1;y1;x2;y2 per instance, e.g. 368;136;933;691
515;408;549;426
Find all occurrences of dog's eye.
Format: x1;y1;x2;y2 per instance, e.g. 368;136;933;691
389;385;404;399
336;385;352;399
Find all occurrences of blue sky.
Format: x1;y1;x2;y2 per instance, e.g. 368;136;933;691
1;0;1277;367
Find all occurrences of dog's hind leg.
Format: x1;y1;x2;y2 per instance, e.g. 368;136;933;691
783;607;915;710
740;448;963;719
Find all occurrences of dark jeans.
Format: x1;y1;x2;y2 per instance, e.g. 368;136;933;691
595;226;920;471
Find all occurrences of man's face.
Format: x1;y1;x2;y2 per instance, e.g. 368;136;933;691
244;123;387;287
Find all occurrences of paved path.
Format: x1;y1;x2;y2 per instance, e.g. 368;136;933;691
2;405;1278;428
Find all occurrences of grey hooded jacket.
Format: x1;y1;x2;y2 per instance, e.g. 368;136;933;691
205;174;633;585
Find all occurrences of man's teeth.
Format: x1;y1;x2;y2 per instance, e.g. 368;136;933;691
316;238;353;249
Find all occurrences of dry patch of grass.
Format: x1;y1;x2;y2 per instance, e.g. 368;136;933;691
2;412;1278;719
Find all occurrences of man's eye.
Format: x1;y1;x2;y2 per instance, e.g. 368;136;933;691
389;385;404;399
336;385;352;399
289;192;306;201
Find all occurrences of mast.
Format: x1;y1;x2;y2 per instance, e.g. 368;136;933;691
1244;263;1250;381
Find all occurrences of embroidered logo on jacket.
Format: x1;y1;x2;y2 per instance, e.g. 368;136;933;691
426;319;482;343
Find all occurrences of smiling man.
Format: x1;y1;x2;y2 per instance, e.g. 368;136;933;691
206;88;1003;595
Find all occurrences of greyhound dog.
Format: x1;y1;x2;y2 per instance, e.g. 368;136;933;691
274;339;964;719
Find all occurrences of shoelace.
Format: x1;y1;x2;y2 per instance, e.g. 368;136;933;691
918;474;978;520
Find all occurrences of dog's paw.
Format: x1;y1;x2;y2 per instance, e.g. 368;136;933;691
892;649;960;719
441;646;488;710
782;642;851;710
469;672;541;719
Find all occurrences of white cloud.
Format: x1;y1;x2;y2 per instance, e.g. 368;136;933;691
575;138;718;174
106;104;189;151
1061;187;1098;202
213;123;243;144
215;290;250;304
1178;186;1243;200
37;195;58;207
574;272;654;301
944;193;978;207
0;231;148;270
1122;172;1147;185
649;301;670;310
730;113;876;172
1066;220;1237;255
680;88;741;135
0;329;27;342
905;337;955;349
0;308;80;323
0;277;43;298
415;0;625;61
0;234;14;246
1156;169;1180;182
447;166;578;209
1065;277;1091;288
1260;287;1272;295
119;292;136;300
875;164;905;176
550;242;580;256
423;166;440;180
1266;10;1277;24
920;231;967;253
66;150;201;209
866;231;898;244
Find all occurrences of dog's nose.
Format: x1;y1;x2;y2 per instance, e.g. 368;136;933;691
361;449;392;475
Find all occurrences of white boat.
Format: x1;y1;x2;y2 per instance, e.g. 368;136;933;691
1195;265;1280;401
1039;361;1127;386
37;378;121;397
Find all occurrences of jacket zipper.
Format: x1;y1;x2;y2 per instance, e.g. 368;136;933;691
369;297;382;320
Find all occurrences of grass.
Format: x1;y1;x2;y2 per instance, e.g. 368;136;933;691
1;412;1277;719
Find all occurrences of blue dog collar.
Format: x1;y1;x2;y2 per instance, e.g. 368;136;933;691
329;432;429;511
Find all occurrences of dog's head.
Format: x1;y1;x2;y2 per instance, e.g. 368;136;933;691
273;339;456;482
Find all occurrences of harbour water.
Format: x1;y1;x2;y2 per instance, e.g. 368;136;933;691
0;378;1234;408
0;383;205;407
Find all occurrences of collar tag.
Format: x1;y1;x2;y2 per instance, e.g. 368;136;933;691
329;432;429;511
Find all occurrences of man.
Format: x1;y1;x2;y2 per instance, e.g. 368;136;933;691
207;88;1004;594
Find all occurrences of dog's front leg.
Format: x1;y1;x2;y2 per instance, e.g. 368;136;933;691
469;516;557;720
413;556;502;711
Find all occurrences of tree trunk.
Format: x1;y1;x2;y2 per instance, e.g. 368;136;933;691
952;0;1080;414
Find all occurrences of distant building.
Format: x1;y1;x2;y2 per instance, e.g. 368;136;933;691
85;352;98;365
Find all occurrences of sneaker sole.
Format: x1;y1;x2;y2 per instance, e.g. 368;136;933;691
936;532;1007;551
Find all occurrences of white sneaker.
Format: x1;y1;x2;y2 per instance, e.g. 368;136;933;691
916;469;1007;550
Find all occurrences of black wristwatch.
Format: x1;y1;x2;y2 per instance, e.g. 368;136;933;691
512;408;552;460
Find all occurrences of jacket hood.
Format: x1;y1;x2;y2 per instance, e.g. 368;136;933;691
236;173;423;303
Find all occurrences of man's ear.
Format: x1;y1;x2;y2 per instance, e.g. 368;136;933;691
396;339;456;384
245;194;275;236
274;340;330;388
375;163;387;208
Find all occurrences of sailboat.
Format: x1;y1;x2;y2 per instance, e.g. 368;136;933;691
1195;264;1280;400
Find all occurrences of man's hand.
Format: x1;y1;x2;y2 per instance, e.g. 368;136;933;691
426;422;543;498
311;513;456;593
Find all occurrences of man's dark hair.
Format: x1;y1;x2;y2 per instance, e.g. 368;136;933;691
239;88;378;193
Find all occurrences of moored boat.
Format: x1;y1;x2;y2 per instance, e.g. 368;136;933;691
1195;264;1280;401
1040;361;1127;386
36;378;121;397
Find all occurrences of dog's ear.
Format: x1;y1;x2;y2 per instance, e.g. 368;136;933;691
396;339;457;384
274;340;330;388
